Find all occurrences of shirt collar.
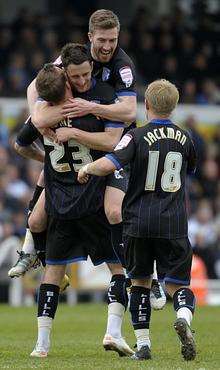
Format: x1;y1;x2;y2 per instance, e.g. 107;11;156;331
150;119;172;125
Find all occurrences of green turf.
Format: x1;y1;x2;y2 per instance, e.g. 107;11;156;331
0;303;219;369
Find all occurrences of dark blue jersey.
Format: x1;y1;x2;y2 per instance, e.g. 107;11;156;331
106;119;196;239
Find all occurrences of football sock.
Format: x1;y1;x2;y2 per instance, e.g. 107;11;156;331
135;329;151;350
36;316;52;351
152;260;158;280
173;288;196;325
106;302;124;338
130;286;151;329
129;286;151;348
38;283;60;319
22;228;36;255
28;185;44;213
107;274;128;308
31;230;47;266
177;307;193;326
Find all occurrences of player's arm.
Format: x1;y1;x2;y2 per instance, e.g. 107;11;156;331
62;95;136;124
78;132;135;183
187;135;197;174
15;118;44;162
32;101;64;128
56;123;124;152
14;141;44;163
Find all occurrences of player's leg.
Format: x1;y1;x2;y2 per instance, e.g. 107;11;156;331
103;262;134;356
31;216;86;357
104;182;125;266
125;237;153;361
105;173;165;310
8;170;45;277
160;238;196;361
29;191;70;293
84;210;133;356
30;264;66;357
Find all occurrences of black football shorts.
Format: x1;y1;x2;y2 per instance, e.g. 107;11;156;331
124;236;193;285
46;209;120;266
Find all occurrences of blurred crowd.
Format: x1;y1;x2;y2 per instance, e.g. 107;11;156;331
1;4;220;102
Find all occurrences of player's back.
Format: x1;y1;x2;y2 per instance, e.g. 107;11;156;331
123;119;196;239
44;78;119;220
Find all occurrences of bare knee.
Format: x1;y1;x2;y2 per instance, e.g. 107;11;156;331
43;265;66;286
132;278;152;289
107;263;124;275
165;283;187;298
105;206;122;224
28;212;47;233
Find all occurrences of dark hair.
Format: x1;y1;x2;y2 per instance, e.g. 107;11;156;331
61;43;91;69
89;9;120;33
36;63;66;103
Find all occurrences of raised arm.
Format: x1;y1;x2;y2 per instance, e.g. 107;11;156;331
14;141;44;163
62;95;136;124
32;101;64;129
56;126;124;152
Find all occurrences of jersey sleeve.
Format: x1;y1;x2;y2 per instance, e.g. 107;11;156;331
186;135;197;174
16;118;41;146
113;58;136;97
105;131;135;169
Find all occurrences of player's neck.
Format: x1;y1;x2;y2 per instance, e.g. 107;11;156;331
147;112;171;123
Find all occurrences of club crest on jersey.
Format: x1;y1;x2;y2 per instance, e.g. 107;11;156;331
114;134;132;150
119;66;133;87
102;67;111;81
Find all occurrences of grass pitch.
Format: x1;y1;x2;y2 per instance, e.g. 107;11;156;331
0;303;219;369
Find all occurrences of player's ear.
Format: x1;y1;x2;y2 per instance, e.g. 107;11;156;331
145;98;150;111
88;32;92;42
66;80;71;90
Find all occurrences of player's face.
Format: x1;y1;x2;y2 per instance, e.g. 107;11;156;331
65;61;92;93
89;27;119;63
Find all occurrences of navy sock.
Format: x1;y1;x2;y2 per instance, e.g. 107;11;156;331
130;286;151;330
38;283;60;319
173;287;196;314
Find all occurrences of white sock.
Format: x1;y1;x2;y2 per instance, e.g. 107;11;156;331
22;229;36;255
106;302;124;338
135;329;151;350
177;307;193;326
152;261;158;280
36;316;52;351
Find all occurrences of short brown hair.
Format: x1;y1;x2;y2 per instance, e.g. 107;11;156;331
36;63;66;103
145;79;179;116
61;43;90;69
89;9;120;33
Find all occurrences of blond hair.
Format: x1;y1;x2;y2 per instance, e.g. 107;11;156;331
145;79;179;116
89;9;120;33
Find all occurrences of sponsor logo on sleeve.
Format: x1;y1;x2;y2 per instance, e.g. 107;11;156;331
114;134;132;150
119;66;133;87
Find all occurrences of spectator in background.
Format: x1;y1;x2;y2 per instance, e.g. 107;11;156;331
201;158;219;200
7;53;30;96
135;33;159;83
0;110;9;148
189;199;219;279
181;80;197;104
196;79;220;105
